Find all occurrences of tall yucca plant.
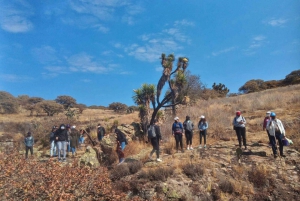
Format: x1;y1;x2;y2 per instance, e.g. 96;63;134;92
133;84;156;134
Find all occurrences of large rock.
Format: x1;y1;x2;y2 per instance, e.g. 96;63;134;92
79;146;100;167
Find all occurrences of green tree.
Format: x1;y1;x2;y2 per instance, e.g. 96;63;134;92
283;70;300;85
108;102;128;113
36;100;64;116
239;79;266;94
212;82;230;97
0;91;19;114
25;97;44;116
55;95;77;109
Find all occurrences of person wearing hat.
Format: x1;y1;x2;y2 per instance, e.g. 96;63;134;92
49;126;57;157
172;117;184;153
266;112;286;158
24;132;34;159
263;111;272;146
183;116;194;150
233;111;247;150
198;115;208;148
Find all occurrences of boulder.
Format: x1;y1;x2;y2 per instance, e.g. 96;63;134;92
79;146;100;167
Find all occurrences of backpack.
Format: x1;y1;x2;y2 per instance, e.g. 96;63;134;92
147;125;156;138
185;120;193;132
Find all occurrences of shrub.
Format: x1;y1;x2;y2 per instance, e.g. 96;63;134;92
182;163;204;179
110;164;130;181
219;179;234;193
127;161;143;174
138;167;174;181
248;164;273;188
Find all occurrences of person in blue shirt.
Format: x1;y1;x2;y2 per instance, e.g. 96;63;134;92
198;115;208;148
24;132;34;159
172;117;184;153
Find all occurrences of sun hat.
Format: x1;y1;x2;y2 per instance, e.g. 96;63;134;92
174;117;179;120
266;111;271;114
200;115;205;118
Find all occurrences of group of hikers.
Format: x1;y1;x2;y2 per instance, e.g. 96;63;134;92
24;110;289;162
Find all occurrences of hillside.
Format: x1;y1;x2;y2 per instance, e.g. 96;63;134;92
0;84;300;200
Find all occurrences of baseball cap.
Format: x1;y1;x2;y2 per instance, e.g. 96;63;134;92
174;117;179;120
200;115;205;119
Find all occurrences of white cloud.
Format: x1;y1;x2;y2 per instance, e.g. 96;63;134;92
174;19;195;27
212;46;237;56
0;73;31;82
264;18;288;27
31;46;59;64
0;1;34;33
66;52;112;73
243;35;267;56
121;20;194;62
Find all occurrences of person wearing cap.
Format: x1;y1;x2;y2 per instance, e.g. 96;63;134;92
233;111;247;150
198;115;208;148
263;111;272;146
97;123;106;142
24;132;34;159
55;124;69;161
266;112;286;158
172;117;184;153
183;116;194;150
49;126;57;157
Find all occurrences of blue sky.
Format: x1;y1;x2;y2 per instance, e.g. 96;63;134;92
0;0;299;107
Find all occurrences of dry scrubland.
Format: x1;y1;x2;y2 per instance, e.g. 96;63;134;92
0;84;300;200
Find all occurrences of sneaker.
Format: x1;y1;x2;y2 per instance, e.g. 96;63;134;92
280;154;286;158
119;158;125;164
187;147;190;150
156;158;162;162
63;158;66;162
204;145;206;148
199;145;202;149
190;147;194;150
58;158;62;161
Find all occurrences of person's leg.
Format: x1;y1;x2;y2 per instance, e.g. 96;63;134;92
150;138;156;158
276;133;284;156
121;142;126;151
270;135;277;156
50;141;54;157
200;131;203;145
30;146;33;156
179;134;183;151
190;132;193;148
185;131;189;148
203;130;207;147
267;130;272;144
57;141;62;159
25;146;29;159
235;128;242;148
175;135;179;151
62;141;66;160
241;127;247;149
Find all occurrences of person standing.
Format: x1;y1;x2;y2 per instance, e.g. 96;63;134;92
69;125;80;157
172;117;184;153
97;123;106;142
55;124;68;161
263;111;272;146
233;111;247;150
148;120;162;162
50;126;57;157
66;124;71;154
267;112;286;158
183;116;194;150
24;132;34;159
115;129;127;164
198;115;208;148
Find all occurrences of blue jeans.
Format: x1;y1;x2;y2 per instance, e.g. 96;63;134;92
57;141;67;159
71;147;76;155
50;141;57;156
67;140;71;152
79;137;85;144
121;141;126;151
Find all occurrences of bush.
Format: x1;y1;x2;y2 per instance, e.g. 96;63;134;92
0;91;19;114
182;163;204;179
248;165;273;188
110;164;131;181
219;179;234;193
138;167;174;181
128;161;143;174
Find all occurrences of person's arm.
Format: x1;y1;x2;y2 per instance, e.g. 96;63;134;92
32;137;34;146
172;123;175;135
155;125;162;141
205;122;208;130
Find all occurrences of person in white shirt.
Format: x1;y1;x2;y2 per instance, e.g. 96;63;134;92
266;112;286;158
233;111;247;150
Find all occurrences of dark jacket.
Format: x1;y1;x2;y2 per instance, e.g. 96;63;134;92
172;122;183;134
69;128;80;148
24;136;34;147
55;125;68;141
116;129;126;143
154;125;162;140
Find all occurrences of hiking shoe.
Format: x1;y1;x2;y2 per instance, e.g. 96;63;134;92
199;145;202;149
190;147;194;150
62;158;66;162
204;145;206;148
280;154;286;158
156;158;162;162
